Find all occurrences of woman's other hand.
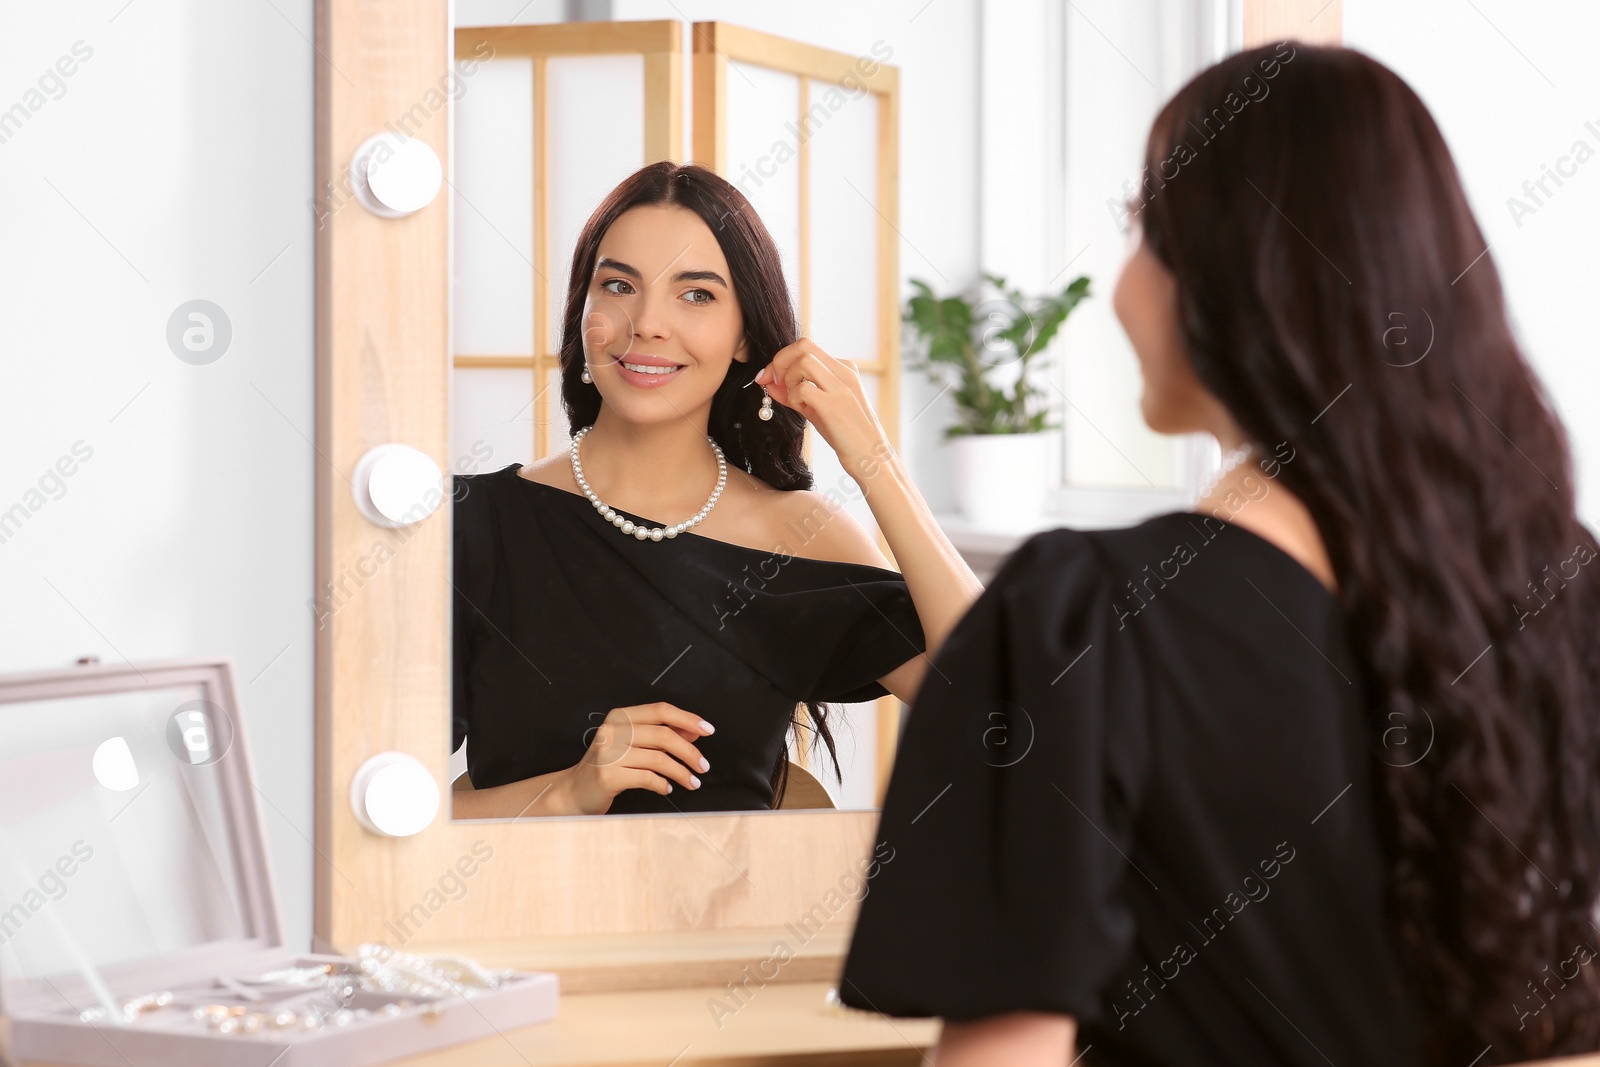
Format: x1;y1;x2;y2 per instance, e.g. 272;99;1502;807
565;701;716;815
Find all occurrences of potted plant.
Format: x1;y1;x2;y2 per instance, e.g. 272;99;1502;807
903;272;1091;525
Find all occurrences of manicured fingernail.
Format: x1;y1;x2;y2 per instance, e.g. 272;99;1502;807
699;757;710;772
665;783;673;793
699;720;715;734
690;775;701;789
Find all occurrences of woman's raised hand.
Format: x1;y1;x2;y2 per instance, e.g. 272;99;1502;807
755;338;888;473
563;701;715;815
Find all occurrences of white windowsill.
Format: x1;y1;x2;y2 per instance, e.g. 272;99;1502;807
935;483;1191;579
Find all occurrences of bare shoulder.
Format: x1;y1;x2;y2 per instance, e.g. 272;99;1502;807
516;453;578;491
725;468;893;568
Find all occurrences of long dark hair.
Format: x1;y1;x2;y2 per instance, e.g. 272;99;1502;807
557;161;839;806
1135;42;1600;1062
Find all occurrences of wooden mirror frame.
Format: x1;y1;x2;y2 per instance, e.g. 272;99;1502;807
313;7;904;989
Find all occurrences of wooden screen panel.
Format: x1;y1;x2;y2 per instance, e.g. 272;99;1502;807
692;22;904;803
1245;0;1342;45
450;21;681;470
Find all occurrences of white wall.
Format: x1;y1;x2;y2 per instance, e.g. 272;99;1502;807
1344;0;1600;527
1057;0;1220;491
0;3;317;949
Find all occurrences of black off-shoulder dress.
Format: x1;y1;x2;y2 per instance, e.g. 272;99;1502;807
451;462;927;814
839;514;1427;1066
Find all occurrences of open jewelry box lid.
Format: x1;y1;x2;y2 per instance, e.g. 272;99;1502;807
0;656;287;1018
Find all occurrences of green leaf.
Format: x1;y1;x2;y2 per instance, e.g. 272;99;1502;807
902;270;1092;437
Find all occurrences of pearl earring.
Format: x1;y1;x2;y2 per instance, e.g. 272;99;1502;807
580;363;592;384
758;385;773;421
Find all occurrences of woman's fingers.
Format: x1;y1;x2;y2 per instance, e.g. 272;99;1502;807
590;704;714;797
786;353;848;417
761;340;865;419
784;349;832;388
625;701;715;738
622;747;701;791
766;339;857;381
633;724;710;773
758;340;883;468
614;768;675;796
760;339;817;407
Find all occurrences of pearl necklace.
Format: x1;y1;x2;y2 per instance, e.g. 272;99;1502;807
569;425;727;542
1197;442;1254;502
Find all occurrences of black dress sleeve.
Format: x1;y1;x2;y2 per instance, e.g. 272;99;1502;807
807;577;926;703
838;527;1149;1023
451;474;497;756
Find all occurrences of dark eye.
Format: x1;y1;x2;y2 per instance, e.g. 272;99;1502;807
682;288;714;306
600;278;634;295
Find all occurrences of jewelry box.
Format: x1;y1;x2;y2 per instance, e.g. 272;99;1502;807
0;656;558;1067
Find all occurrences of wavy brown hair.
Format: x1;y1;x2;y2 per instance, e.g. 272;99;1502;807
1134;42;1600;1063
556;161;839;806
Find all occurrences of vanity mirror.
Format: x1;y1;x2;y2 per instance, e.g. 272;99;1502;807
314;9;915;986
312;0;1344;997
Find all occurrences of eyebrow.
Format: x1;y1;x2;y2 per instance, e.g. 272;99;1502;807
595;257;641;280
596;257;728;289
673;269;729;288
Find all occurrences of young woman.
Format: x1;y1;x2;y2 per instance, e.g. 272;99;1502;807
840;42;1600;1067
452;162;982;818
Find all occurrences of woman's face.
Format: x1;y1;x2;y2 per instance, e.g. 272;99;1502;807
581;204;749;424
1112;230;1216;435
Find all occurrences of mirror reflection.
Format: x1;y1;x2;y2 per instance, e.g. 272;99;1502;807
443;10;1215;820
449;156;985;818
446;21;1000;819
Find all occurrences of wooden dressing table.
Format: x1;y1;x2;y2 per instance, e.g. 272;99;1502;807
7;932;936;1067
19;995;1600;1067
12;984;931;1067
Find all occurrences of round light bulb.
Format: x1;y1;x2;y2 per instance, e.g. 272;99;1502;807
367;137;442;214
352;444;444;528
351;753;439;837
348;133;442;219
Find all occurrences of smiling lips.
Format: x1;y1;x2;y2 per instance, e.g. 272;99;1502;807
612;354;686;388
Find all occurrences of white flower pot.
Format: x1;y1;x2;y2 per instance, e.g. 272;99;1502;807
949;432;1051;527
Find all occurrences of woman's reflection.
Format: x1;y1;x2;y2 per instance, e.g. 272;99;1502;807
451;162;981;818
